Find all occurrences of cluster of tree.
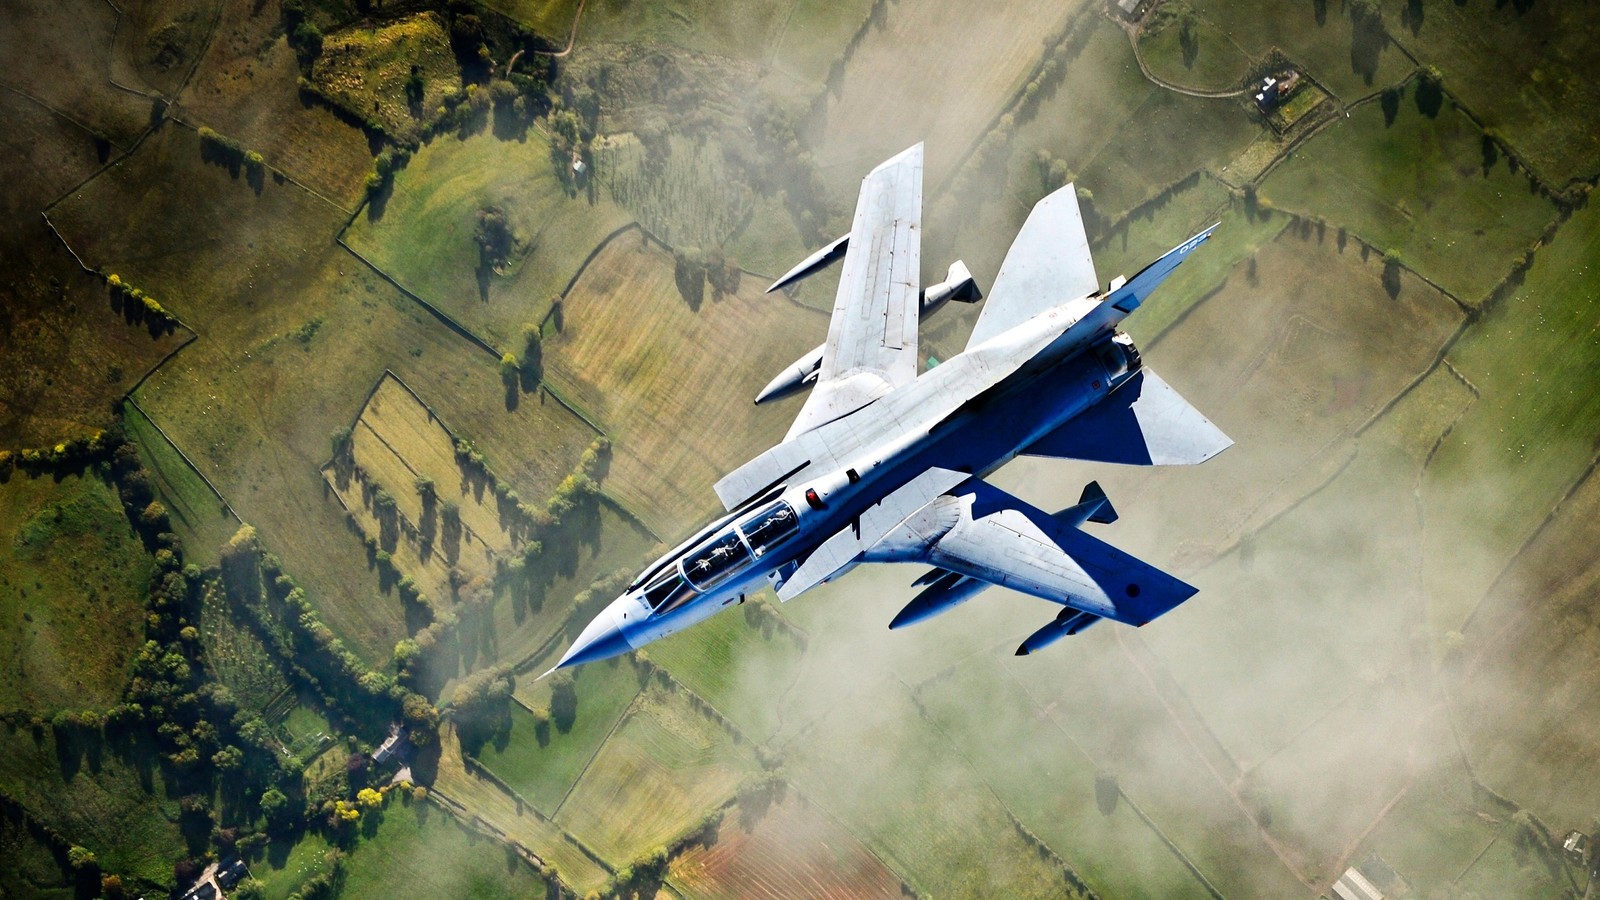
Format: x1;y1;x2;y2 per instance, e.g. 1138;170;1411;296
363;145;411;200
281;0;324;62
447;664;514;750
1014;16;1090;125
220;525;439;746
197;127;266;180
476;205;517;275
106;273;178;329
668;245;742;308
2;429;113;478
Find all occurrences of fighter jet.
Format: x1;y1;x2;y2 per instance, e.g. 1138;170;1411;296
549;142;1230;672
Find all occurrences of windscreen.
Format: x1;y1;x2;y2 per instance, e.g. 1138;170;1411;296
642;569;696;612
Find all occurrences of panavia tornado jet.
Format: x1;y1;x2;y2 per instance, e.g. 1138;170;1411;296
549;142;1230;672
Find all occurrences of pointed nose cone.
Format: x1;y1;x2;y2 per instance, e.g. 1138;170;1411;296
548;600;633;673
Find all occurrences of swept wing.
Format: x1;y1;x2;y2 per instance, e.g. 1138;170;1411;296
784;143;923;440
863;480;1197;626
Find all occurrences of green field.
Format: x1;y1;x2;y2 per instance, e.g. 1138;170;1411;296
1423;198;1600;624
432;721;613;893
0;472;151;713
647;599;806;743
1389;1;1600;185
336;793;553;900
343;127;635;351
1182;0;1414;101
0;726;187;887
478;659;642;814
1137;2;1254;93
1262;90;1559;302
0;802;74;898
123;401;238;564
556;687;758;863
253;830;335;900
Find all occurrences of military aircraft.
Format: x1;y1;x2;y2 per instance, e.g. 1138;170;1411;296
548;142;1230;673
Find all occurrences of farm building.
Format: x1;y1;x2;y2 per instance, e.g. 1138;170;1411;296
1564;831;1590;866
371;724;409;766
1113;0;1145;19
1332;866;1384;900
1255;71;1303;113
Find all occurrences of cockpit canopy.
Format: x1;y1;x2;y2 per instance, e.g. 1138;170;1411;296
641;501;802;616
740;501;799;557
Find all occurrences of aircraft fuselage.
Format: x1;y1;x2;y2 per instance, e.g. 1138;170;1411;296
551;293;1143;670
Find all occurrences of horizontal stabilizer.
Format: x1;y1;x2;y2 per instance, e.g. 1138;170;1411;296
1024;369;1231;466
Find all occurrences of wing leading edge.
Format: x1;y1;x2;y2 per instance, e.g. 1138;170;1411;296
785;143;923;440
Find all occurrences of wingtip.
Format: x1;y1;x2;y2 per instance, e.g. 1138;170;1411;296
1014;646;1029;657
536;665;560;681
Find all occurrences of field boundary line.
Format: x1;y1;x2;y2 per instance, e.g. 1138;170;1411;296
1459;442;1600;640
551;690;643;818
1117;788;1228;899
929;2;1103;199
459;752;616;872
334;222;612;440
906;676;1102;899
0;83;142;154
164;114;356;214
1114;628;1315;892
124;396;242;523
425;788;586;895
1124;18;1246;100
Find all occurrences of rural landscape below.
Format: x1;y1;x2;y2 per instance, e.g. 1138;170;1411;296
2;0;1599;897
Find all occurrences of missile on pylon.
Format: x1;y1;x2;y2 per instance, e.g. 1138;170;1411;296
1015;608;1101;656
888;570;988;630
765;233;850;294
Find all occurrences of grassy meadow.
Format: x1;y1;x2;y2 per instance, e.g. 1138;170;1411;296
342;127;635;351
1137;2;1254;93
431;720;613;893
1262;91;1560;303
0;726;187;887
556;687;758;862
0;472;151;714
122;401;238;565
544;236;825;537
335;793;553;900
478;658;642;814
174;0;376;205
1388;0;1600;185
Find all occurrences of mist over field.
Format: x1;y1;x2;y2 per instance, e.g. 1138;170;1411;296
2;0;1598;896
